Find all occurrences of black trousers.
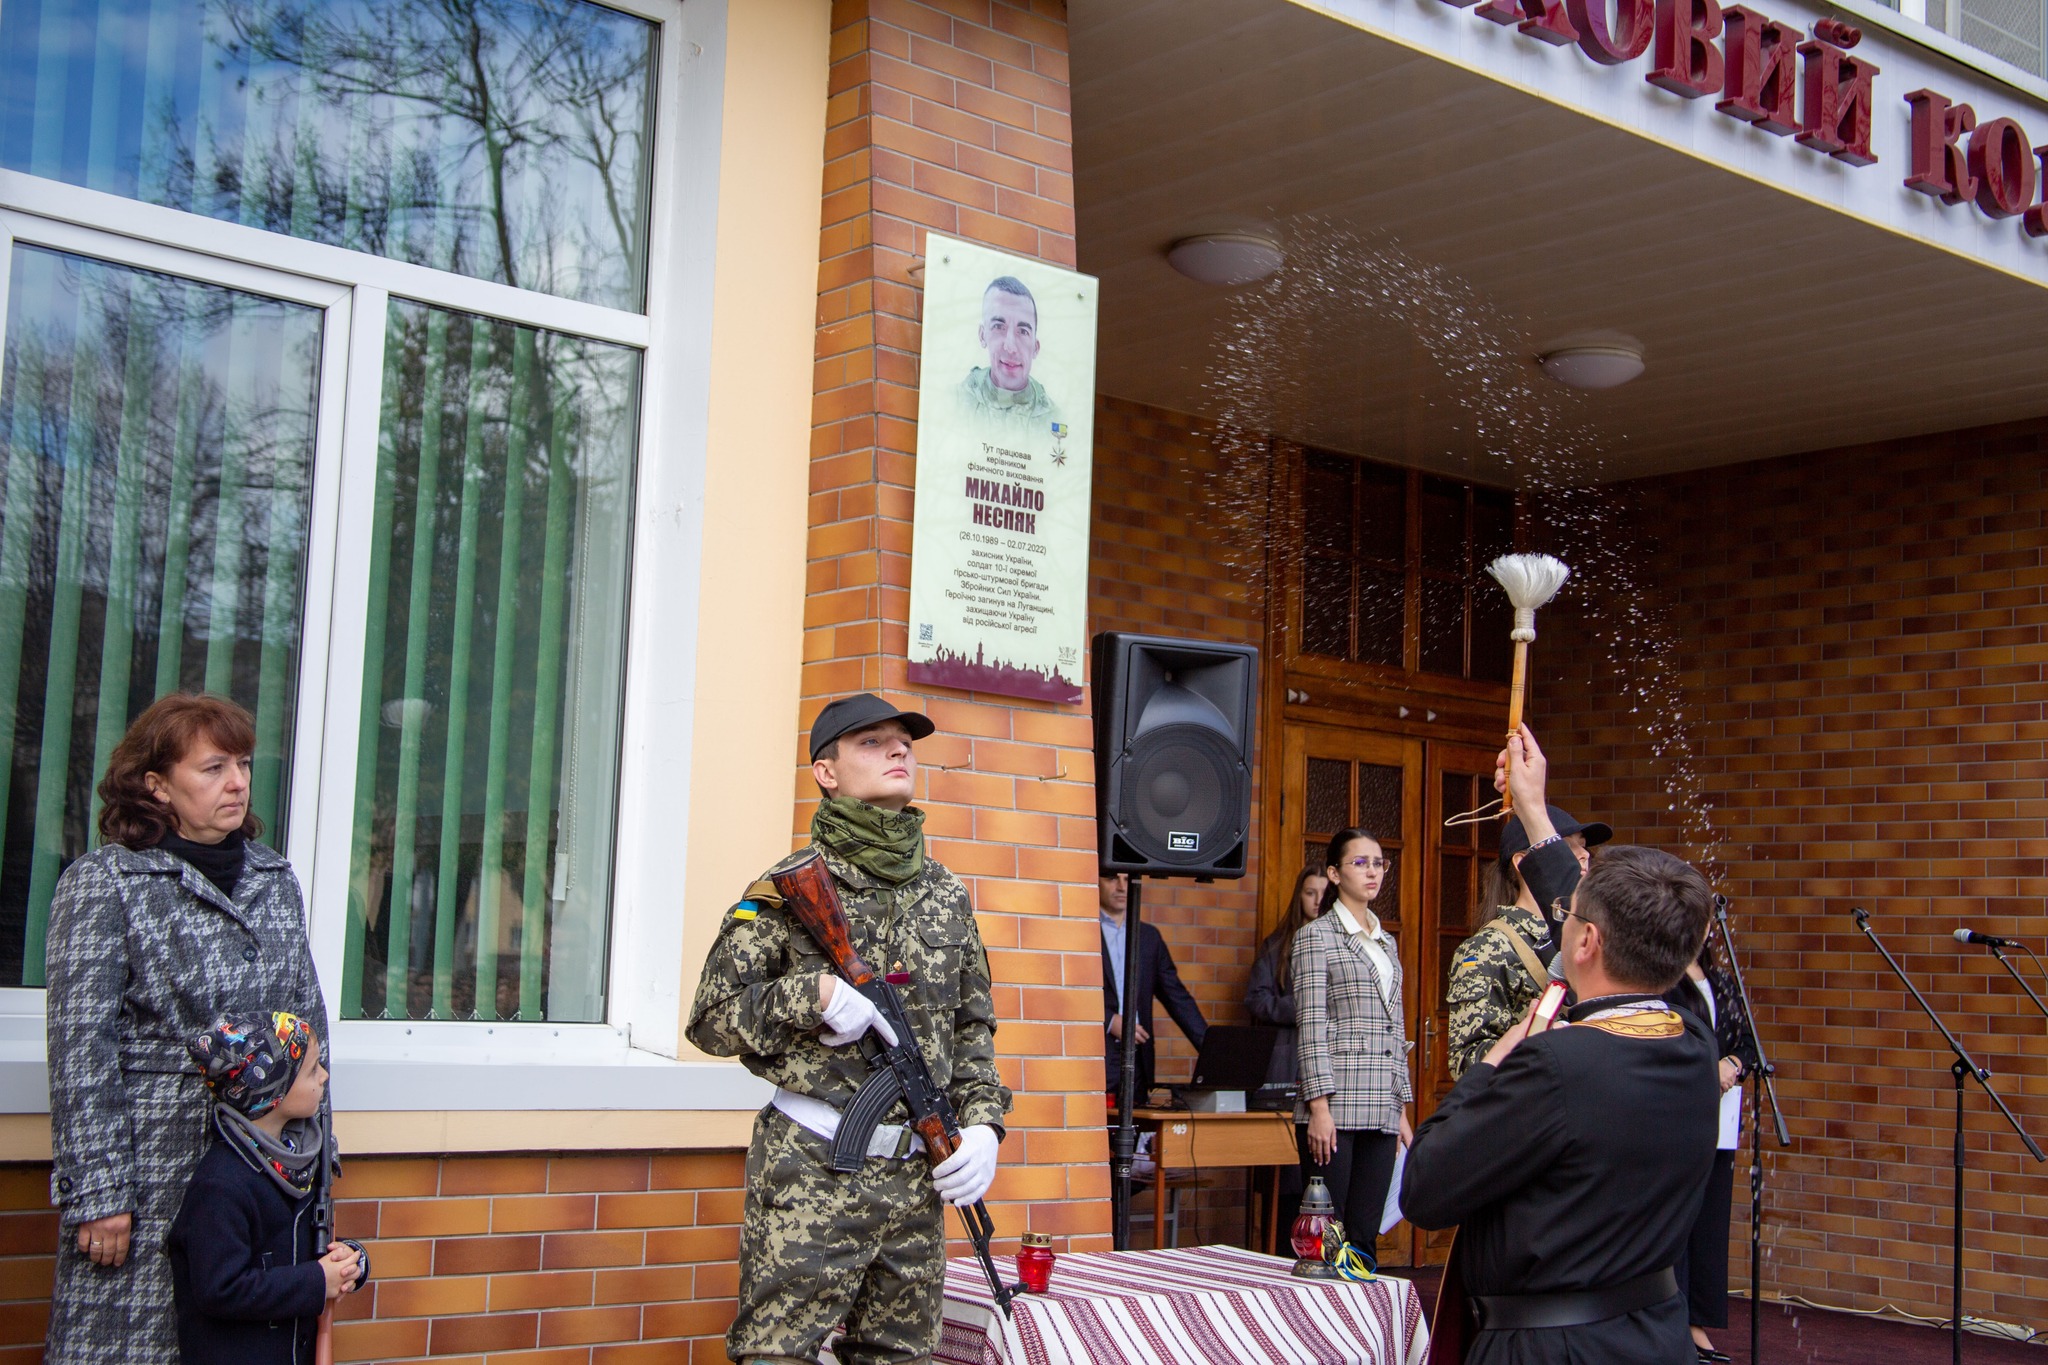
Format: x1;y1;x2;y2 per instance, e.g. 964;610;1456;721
1675;1148;1738;1329
1302;1125;1399;1254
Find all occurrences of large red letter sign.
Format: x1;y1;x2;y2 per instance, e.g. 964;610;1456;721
1796;35;1879;165
1718;6;1799;133
1968;117;2037;218
1570;0;1656;63
1649;0;1725;97
1903;89;1978;203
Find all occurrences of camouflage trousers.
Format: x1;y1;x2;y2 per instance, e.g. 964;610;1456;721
730;1105;945;1365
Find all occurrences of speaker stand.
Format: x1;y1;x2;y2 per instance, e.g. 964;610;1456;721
1110;874;1146;1251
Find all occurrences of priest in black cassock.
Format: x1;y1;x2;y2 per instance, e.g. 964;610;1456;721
1401;730;1719;1365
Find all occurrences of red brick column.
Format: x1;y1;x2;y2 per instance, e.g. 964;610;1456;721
806;0;1112;1261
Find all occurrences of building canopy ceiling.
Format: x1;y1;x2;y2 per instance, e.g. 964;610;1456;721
1071;0;2048;482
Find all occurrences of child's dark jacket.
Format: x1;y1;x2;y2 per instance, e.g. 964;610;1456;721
167;1141;327;1365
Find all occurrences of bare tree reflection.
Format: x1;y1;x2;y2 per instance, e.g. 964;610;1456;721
206;0;653;307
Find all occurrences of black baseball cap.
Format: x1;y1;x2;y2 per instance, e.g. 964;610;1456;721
1499;805;1613;871
809;693;936;760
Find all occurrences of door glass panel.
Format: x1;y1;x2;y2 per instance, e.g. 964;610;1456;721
1419;574;1464;676
1376;847;1400;929
343;296;639;1023
0;0;658;311
1357;763;1402;839
1305;756;1349;837
1356;566;1403;667
1441;775;1474;839
1302;555;1350;658
1420;476;1464;574
1302;452;1352;555
0;244;320;986
1355;461;1404;552
1438;851;1471;935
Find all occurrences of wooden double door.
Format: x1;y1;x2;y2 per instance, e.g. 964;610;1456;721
1274;723;1505;1268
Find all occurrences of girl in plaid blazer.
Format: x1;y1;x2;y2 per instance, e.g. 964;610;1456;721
1292;826;1415;1249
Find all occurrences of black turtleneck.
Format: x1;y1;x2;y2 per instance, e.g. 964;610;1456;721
157;827;247;898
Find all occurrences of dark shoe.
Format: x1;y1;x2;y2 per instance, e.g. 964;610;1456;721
1696;1350;1731;1363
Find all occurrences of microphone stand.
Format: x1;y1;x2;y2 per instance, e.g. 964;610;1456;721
1850;908;2045;1365
1110;874;1146;1251
1982;943;2048;1022
1711;897;1790;1365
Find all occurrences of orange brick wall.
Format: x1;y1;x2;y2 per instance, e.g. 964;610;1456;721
1;1166;53;1365
803;0;1113;1270
1;1153;750;1365
1537;417;2048;1325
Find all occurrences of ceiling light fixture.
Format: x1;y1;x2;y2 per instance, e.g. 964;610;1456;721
1538;344;1645;390
1166;233;1285;285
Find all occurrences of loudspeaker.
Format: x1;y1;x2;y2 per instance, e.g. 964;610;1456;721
1092;632;1258;879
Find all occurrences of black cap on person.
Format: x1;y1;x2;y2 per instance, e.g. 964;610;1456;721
809;693;936;761
1498;805;1613;872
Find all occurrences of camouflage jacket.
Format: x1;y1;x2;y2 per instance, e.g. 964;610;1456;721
686;845;1011;1134
1444;905;1552;1081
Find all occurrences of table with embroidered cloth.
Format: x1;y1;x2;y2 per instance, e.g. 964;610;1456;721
932;1245;1430;1365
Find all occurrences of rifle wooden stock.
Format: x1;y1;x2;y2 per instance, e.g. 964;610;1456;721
771;853;877;986
914;1115;954;1163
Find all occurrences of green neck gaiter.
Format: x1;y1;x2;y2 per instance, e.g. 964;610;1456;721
812;796;927;887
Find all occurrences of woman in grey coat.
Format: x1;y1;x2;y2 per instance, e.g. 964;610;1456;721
43;693;328;1365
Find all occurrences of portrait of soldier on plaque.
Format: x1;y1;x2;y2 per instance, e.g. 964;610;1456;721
909;235;1097;706
956;275;1064;431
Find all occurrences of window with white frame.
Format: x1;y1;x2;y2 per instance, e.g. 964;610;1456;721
0;0;672;1030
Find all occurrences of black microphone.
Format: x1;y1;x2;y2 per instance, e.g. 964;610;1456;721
1954;928;2024;949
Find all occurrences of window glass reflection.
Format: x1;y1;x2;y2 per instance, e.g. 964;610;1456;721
0;0;658;311
0;246;320;986
342;298;638;1023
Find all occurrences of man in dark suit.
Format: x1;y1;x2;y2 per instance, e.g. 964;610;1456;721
1099;871;1207;1099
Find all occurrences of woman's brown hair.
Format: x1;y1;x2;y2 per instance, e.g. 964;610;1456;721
1266;862;1328;991
96;693;262;849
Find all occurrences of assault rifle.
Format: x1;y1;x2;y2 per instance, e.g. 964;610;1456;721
769;851;1019;1318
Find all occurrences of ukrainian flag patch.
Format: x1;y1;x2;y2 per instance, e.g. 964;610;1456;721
732;901;759;921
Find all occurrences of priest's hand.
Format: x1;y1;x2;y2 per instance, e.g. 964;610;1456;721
932;1125;999;1205
1498;724;1553;825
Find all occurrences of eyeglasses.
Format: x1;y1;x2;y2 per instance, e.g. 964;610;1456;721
1343;857;1389;871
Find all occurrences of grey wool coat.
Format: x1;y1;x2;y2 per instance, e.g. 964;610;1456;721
1292;908;1413;1133
43;840;328;1365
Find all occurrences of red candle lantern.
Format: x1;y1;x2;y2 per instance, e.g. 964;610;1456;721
1290;1176;1342;1279
1016;1232;1055;1293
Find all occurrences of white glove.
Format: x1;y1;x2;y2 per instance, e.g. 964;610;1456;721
818;977;899;1048
931;1124;999;1206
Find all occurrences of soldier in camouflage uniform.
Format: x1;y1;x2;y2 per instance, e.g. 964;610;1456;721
1444;802;1611;1079
688;694;1011;1365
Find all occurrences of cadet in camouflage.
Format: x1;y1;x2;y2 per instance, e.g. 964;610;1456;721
1444;798;1611;1080
1444;905;1550;1081
687;694;1009;1365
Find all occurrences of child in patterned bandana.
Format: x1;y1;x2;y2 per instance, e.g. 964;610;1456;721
167;1011;368;1365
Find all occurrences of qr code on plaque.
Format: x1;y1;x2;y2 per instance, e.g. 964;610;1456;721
918;623;934;642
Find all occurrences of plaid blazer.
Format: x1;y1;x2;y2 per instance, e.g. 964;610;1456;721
1291;910;1413;1132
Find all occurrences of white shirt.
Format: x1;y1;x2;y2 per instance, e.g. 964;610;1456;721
1100;913;1127;1006
1694;974;1742;1149
1331;901;1399;1016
